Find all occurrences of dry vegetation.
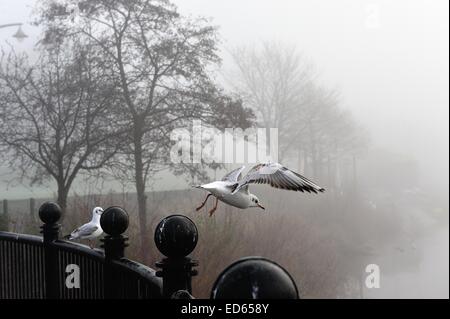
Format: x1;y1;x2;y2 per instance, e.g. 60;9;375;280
3;181;440;299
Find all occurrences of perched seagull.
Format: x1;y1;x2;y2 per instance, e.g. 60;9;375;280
195;162;325;216
64;207;104;248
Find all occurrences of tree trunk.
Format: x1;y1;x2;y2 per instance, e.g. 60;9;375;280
56;181;69;218
352;155;357;193
134;133;149;263
303;149;309;175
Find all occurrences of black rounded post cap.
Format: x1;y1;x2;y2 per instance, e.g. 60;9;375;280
211;257;299;299
100;206;129;236
154;214;198;258
38;202;62;224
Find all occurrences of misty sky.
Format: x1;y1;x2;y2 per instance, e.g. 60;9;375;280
0;0;448;198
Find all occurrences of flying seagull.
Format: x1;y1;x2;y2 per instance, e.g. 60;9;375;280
195;162;325;216
64;207;104;248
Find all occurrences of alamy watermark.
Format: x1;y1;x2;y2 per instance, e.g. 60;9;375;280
365;4;381;29
170;120;279;164
365;264;380;289
65;264;80;289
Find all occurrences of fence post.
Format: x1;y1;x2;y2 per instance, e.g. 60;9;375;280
154;215;198;298
211;257;299;299
0;199;9;230
100;206;129;299
3;199;8;215
38;202;62;299
29;198;35;221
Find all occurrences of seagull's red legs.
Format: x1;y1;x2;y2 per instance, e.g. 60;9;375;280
196;193;212;211
208;198;219;217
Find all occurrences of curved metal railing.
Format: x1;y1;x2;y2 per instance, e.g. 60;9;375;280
0;203;163;299
0;202;299;299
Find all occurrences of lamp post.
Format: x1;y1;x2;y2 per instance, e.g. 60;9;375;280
0;23;28;42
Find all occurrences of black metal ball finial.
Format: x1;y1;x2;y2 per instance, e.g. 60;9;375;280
38;202;62;224
100;206;129;236
211;257;299;299
154;215;198;258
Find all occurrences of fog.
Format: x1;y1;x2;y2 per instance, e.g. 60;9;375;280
0;0;448;298
1;0;448;197
175;0;449;195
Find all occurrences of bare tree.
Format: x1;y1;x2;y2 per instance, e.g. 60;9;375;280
36;0;255;257
0;39;121;214
230;42;369;187
230;42;315;161
296;85;369;186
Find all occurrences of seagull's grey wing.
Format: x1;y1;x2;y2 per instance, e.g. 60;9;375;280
70;223;99;239
232;162;325;194
221;166;246;182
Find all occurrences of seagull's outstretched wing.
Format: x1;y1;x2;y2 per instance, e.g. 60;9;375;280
222;166;246;182
68;223;99;240
231;163;325;194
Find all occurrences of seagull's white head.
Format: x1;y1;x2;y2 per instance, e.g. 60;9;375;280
249;194;265;210
92;207;104;218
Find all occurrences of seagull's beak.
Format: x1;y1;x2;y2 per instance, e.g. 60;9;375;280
257;203;265;210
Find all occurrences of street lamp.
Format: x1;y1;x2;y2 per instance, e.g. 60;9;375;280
0;23;28;42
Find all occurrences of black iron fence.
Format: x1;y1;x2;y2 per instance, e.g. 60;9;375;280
0;202;298;299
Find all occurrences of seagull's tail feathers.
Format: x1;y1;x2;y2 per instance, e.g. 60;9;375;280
63;234;73;240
